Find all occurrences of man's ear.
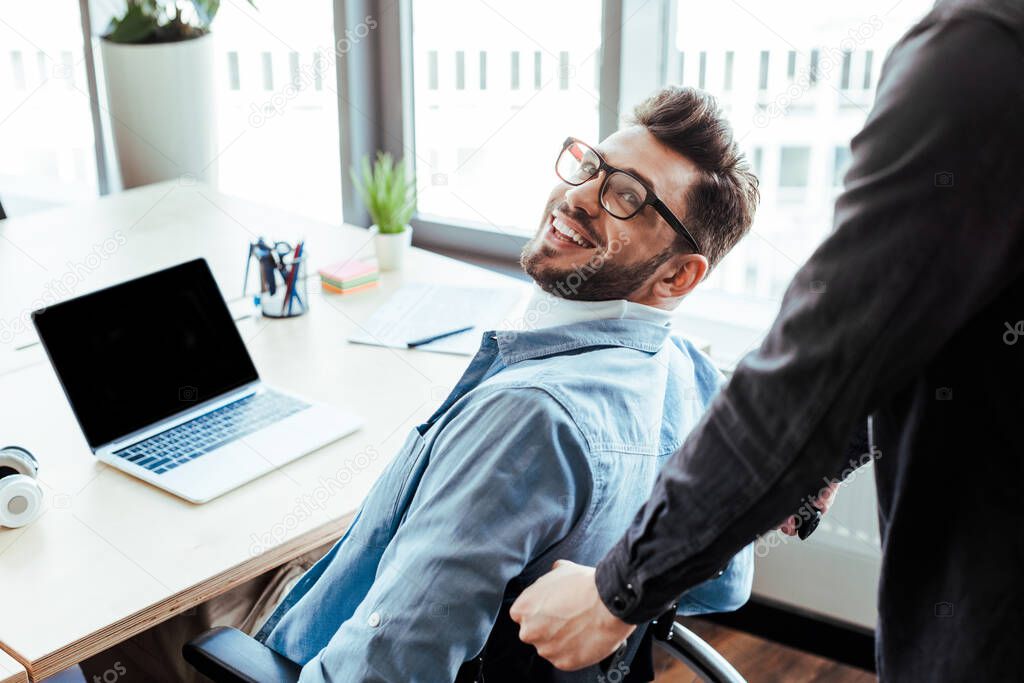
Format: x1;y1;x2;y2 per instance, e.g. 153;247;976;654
651;253;709;300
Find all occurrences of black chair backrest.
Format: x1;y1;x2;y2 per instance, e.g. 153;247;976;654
184;627;300;683
183;619;746;683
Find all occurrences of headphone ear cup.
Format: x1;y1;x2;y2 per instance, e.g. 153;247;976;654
0;474;43;528
0;446;38;479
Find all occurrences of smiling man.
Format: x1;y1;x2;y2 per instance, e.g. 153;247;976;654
523;128;707;303
251;86;760;682
85;85;759;683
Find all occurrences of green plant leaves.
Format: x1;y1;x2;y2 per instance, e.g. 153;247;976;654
103;0;256;43
351;152;417;234
105;2;159;43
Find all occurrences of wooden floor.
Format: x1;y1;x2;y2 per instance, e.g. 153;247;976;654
653;619;877;683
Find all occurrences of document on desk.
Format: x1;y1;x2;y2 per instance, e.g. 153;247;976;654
348;283;521;355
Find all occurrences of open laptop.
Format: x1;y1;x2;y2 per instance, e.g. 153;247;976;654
32;258;362;503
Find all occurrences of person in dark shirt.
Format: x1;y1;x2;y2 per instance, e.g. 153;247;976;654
511;1;1024;680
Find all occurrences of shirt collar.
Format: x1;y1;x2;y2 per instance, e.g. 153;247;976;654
493;287;674;365
494;319;672;365
521;286;674;329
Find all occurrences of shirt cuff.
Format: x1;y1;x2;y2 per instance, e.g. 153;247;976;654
595;540;655;625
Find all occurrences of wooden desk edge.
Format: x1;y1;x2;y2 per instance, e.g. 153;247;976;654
24;512;354;681
0;648;27;683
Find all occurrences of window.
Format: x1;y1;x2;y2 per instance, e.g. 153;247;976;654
779;147;811;188
289;52;301;88
840;50;852;89
863;50;874;89
312;52;324;91
744;262;759;292
428;50;439;90
396;0;940;302
227;52;241;90
208;0;343;223
455;51;465;90
1;0;343;223
261;52;274;90
833;146;852;187
616;0;936;302
479;51;487;90
0;1;100;211
10;51;26;90
410;1;602;235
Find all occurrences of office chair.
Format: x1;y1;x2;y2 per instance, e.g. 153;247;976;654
182;606;746;683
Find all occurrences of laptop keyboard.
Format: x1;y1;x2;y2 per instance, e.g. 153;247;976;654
112;390;310;475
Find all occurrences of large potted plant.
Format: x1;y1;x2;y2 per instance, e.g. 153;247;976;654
100;1;253;188
352;152;416;271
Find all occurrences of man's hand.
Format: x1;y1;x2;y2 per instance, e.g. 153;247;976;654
777;482;839;536
509;560;636;671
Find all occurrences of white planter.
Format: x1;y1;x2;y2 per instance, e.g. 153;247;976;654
100;34;217;188
371;225;412;271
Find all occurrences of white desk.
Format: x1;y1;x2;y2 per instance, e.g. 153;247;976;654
0;182;528;679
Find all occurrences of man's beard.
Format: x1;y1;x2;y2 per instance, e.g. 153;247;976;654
520;203;673;301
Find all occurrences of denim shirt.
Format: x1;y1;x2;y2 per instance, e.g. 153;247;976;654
257;318;753;682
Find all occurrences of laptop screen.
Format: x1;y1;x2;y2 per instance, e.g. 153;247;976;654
33;259;259;449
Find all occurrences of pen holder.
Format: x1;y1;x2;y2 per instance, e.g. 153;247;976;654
259;254;308;318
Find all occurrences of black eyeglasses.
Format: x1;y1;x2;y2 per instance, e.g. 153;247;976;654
555;137;702;254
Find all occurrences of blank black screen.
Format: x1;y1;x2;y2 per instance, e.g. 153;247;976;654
33;259;259;448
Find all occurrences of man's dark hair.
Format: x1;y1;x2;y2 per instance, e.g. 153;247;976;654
631;85;759;268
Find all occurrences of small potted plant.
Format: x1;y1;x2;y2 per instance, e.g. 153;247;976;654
352;152;416;271
100;0;254;187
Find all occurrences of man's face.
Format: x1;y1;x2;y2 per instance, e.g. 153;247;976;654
521;126;699;302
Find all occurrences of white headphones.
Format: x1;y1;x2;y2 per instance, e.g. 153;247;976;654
0;446;43;528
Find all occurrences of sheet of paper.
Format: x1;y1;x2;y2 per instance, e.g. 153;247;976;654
348;284;522;355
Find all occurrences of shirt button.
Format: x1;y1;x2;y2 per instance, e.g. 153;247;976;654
367;611;382;628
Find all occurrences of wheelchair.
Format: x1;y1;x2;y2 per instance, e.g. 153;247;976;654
182;604;745;683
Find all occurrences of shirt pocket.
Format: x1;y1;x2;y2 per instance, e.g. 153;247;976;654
355;428;429;549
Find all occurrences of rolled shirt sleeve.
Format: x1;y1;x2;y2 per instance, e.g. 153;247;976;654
298;387;592;682
596;15;1024;623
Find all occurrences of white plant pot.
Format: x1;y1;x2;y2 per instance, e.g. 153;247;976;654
100;34;217;188
371;225;412;271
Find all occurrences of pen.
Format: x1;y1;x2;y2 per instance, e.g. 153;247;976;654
284;240;304;315
282;243;298;316
406;325;475;348
243;242;253;296
291;241;305;314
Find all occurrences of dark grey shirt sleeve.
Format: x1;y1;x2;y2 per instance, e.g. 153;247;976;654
596;13;1024;623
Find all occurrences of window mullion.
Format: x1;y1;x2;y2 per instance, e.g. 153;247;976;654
78;0;110;196
598;0;624;140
